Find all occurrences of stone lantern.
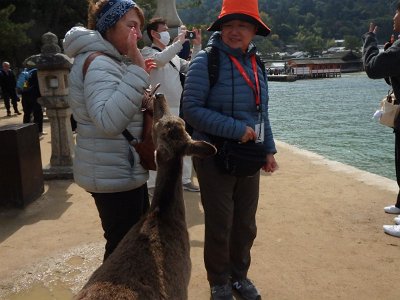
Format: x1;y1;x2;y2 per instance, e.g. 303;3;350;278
23;32;74;179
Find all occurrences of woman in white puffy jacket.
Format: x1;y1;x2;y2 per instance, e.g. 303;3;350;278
63;0;153;260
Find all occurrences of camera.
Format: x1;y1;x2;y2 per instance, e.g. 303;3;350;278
185;31;196;39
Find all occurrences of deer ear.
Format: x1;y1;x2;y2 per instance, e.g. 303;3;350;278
185;141;217;158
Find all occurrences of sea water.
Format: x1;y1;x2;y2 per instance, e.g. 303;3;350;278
268;72;396;180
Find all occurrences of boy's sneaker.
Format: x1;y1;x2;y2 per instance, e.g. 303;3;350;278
384;205;400;214
383;225;400;237
210;283;233;300
232;278;261;300
183;182;200;192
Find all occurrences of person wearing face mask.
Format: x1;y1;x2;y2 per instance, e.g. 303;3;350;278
141;17;202;193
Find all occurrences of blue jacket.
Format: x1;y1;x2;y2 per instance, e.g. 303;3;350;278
182;32;276;154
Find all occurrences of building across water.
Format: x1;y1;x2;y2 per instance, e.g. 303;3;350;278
266;51;363;81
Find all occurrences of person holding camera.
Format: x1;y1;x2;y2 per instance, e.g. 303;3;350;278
141;17;202;193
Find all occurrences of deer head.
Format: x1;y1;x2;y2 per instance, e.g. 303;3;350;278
152;93;216;163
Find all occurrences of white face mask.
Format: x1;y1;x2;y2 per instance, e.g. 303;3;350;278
158;31;170;46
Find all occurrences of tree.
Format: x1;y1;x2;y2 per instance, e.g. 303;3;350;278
344;35;362;51
136;0;157;21
0;5;33;66
295;26;325;56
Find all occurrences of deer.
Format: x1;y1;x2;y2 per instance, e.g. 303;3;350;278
75;93;216;300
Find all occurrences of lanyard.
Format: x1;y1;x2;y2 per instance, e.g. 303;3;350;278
228;54;261;110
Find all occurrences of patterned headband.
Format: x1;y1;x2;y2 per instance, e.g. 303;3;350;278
96;0;136;34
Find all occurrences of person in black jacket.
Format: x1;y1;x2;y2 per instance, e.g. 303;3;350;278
0;61;21;116
20;68;45;136
362;1;400;238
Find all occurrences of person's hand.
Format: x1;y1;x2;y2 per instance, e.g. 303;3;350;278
369;22;378;34
144;58;156;74
192;28;202;46
174;30;187;44
384;34;395;50
240;126;257;143
262;154;278;173
127;27;146;69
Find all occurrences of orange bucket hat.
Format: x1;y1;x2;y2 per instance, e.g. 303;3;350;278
207;0;270;36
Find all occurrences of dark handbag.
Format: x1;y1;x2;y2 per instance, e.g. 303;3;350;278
123;85;159;171
213;139;267;177
123;111;156;170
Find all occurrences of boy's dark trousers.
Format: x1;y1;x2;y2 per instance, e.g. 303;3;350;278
395;131;400;208
22;95;43;133
3;91;20;114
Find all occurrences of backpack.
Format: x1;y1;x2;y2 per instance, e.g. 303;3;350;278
180;46;266;135
16;68;36;92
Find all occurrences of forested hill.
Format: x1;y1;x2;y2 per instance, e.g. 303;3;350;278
177;0;395;43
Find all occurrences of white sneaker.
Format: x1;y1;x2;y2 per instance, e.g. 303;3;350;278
183;182;200;192
383;205;400;214
394;216;400;225
148;187;155;198
383;225;400;237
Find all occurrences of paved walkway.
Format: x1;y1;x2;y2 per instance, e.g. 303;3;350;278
0;103;400;300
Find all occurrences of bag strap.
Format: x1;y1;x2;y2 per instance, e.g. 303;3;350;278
82;51;135;143
205;46;265;140
151;46;180;71
122;129;137;144
205;46;266;88
205;46;219;89
82;51;108;79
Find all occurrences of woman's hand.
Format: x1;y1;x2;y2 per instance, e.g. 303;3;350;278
369;22;378;34
240;126;257;143
144;58;156;74
127;27;146;69
262;154;278;173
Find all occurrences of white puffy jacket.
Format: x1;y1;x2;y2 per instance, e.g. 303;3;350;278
141;42;201;115
63;26;150;193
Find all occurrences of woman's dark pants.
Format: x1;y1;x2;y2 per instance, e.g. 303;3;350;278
92;184;150;261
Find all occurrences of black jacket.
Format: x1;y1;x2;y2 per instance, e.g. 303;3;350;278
363;31;400;129
0;69;17;94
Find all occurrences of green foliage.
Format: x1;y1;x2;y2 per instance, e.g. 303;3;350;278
0;0;87;68
176;0;397;55
343;35;362;51
0;5;33;66
136;0;157;21
0;0;397;67
295;25;325;56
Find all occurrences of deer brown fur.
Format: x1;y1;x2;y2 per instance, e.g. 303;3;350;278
75;93;216;300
